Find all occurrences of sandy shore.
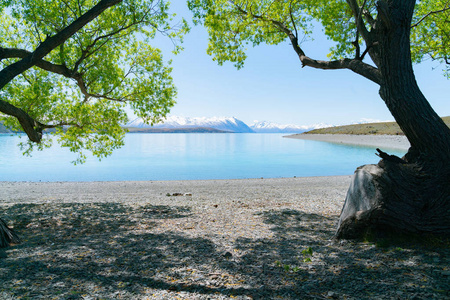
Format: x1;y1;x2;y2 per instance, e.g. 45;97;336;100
0;176;350;209
286;133;410;151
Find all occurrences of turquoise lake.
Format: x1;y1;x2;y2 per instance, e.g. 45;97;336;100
0;133;406;182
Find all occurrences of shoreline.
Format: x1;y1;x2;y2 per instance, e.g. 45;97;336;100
285;133;410;151
0;176;351;206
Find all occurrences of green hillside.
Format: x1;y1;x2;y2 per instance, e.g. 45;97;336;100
305;116;450;135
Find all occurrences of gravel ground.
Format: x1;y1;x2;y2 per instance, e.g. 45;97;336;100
0;177;449;299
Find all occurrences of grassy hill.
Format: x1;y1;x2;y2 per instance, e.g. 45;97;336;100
305;116;450;135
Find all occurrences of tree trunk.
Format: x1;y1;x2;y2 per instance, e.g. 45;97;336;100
336;1;450;240
376;2;450;162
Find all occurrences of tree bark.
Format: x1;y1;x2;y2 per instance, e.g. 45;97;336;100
336;0;450;240
375;1;450;162
336;162;450;239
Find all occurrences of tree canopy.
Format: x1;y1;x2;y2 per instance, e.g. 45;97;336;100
0;0;188;163
187;1;450;240
187;0;450;79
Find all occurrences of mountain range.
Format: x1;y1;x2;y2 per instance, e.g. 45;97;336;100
0;116;386;134
125;116;331;133
127;116;254;133
250;120;331;133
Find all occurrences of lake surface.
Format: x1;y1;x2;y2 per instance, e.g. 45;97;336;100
0;133;405;182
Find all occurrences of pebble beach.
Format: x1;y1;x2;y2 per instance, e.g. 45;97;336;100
1;135;448;299
285;133;410;150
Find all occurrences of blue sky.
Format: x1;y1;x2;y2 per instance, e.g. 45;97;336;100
152;2;450;126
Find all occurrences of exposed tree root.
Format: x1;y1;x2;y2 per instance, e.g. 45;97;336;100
336;156;450;241
0;218;21;249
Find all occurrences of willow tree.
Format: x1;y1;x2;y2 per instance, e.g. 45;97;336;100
188;0;450;239
0;0;187;250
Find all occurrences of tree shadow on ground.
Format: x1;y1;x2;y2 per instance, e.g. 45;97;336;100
0;204;449;299
232;209;450;298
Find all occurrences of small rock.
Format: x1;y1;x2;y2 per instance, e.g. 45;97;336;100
223;251;232;259
166;192;184;196
326;291;338;299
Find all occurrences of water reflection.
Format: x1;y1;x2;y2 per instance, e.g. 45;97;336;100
0;133;405;182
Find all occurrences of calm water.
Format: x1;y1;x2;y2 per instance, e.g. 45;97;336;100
0;133;405;182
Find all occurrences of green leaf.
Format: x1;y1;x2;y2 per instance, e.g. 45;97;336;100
188;0;450;77
1;0;188;163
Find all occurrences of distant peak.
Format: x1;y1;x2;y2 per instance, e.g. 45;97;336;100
126;115;254;133
126;115;378;134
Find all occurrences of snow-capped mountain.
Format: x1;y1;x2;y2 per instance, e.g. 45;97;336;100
126;116;254;133
250;121;331;133
126;116;387;134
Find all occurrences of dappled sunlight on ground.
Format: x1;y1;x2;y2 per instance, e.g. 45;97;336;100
1;201;449;299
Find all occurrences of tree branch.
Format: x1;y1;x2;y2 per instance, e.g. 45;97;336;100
289;1;298;39
354;0;369;59
231;2;382;85
71;11;151;73
346;0;372;44
411;5;450;28
0;46;134;104
363;8;376;27
300;56;381;84
0;99;44;142
360;41;378;60
0;0;122;143
0;0;122;90
40;121;83;129
260;17;380;84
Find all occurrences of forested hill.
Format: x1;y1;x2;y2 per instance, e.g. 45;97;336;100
305;116;450;135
